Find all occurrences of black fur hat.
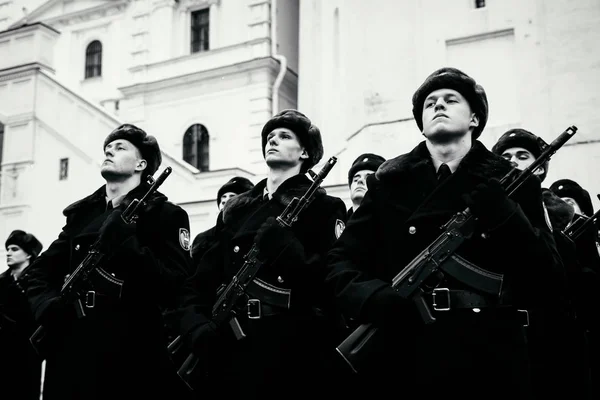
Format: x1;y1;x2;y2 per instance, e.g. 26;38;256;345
412;67;489;139
103;124;162;177
348;153;386;185
492;128;549;182
216;176;255;206
261;109;323;173
5;230;43;259
549;179;594;217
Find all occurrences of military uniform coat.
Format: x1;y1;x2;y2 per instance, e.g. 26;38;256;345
24;184;193;400
0;268;42;400
176;174;347;399
326;141;564;399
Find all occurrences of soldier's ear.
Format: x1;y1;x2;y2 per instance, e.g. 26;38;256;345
470;114;480;129
136;159;148;172
300;149;309;160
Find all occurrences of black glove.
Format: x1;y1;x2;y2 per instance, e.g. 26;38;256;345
362;286;417;328
255;217;305;267
98;208;138;253
462;178;518;231
190;320;219;358
38;297;75;328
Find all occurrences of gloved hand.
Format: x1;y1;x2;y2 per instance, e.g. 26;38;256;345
363;286;417;328
255;217;305;268
462;178;518;231
98;208;138;253
190;320;219;358
38;297;75;328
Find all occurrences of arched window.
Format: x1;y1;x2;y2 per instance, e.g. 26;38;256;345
85;40;102;79
183;124;209;171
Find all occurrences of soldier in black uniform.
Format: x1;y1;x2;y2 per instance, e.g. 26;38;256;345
550;178;600;397
190;176;254;265
174;109;347;399
23;124;193;400
1;230;43;400
325;68;563;399
492;128;593;398
347;153;385;218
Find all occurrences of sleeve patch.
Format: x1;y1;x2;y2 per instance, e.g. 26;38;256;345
334;219;346;239
179;228;191;251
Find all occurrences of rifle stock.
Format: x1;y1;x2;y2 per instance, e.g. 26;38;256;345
336;126;578;373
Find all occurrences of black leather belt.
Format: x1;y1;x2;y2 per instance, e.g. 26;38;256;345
246;298;286;319
429;288;503;310
78;290;121;311
427;288;529;326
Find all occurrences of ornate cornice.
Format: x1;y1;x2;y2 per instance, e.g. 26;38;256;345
179;0;220;11
47;1;129;27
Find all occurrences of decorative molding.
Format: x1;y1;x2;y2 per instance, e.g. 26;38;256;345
46;1;129;27
179;0;220;12
120;56;281;96
0;63;47;83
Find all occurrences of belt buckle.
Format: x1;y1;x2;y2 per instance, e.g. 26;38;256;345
432;288;451;311
517;309;529;327
247;299;262;319
85;291;96;309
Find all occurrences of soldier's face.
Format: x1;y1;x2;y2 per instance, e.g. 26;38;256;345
422;89;479;141
6;244;30;269
101;139;146;180
500;147;544;177
218;192;237;211
350;170;373;204
264;128;308;169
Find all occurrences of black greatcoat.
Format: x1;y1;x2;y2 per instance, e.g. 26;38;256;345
326;141;564;399
0;268;42;400
176;174;347;399
24;184;193;400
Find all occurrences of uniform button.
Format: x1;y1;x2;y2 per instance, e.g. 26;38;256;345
75;244;80;251
408;226;417;235
233;246;240;253
277;276;284;283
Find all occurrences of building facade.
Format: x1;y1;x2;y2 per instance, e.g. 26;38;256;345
0;0;301;267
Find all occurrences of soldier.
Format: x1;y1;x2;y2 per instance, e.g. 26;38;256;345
1;230;43;400
325;68;563;398
550;178;595;219
347;153;385;218
190;176;254;265
550;178;600;397
492;128;592;398
173;109;347;399
23;124;193;400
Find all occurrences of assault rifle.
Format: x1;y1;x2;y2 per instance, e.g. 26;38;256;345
172;157;338;389
29;167;173;356
336;126;578;373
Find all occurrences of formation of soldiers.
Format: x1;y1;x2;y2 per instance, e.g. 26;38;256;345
1;67;599;400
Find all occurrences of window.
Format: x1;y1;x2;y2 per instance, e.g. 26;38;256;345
59;158;69;180
475;0;486;8
85;40;102;79
191;9;210;53
183;124;209;171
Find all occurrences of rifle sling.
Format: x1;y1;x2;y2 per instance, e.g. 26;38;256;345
246;278;291;309
439;254;504;296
